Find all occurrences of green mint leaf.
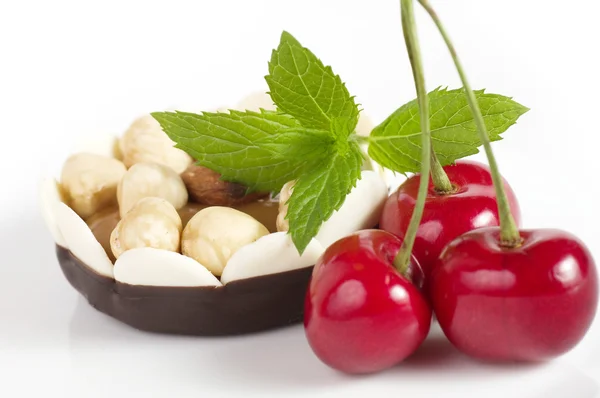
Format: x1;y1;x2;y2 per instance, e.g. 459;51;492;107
330;116;355;139
286;142;363;253
266;31;359;131
368;87;529;173
151;109;308;192
330;116;357;155
258;128;335;162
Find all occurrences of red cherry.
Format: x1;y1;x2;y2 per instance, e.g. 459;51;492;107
304;230;432;374
430;227;598;361
380;160;521;279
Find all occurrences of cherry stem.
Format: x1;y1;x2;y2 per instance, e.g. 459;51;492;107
393;0;432;274
430;149;453;193
417;0;521;246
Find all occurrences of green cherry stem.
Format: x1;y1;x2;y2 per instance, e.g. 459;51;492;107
417;0;522;246
430;149;453;193
394;0;432;273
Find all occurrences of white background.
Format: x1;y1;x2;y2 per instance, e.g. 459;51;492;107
1;0;599;397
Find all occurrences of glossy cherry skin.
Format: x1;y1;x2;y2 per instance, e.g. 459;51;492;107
430;227;598;362
380;160;521;280
304;230;432;374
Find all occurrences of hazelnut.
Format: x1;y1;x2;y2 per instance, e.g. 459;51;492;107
120;114;192;173
110;197;182;259
117;162;188;218
181;207;270;276
60;153;127;219
181;164;268;206
276;180;295;232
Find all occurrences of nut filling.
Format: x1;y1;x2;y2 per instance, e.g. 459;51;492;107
39;96;387;336
87;199;280;266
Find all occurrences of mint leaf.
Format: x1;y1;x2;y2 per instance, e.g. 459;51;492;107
368;87;529;173
330;116;355;139
258;128;335;162
151;109;309;192
266;31;359;131
286;142;363;253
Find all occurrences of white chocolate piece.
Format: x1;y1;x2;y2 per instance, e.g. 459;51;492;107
353;112;398;189
220;232;324;284
355;112;375;137
316;171;389;248
55;202;114;278
114;247;221;287
315;171;388;247
60;153;127;219
110;197;182;259
275;171;389;248
120;114;192;173
39;177;68;248
181;207;270;276
117;162;188;218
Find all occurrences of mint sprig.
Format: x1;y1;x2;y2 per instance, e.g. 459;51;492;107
287;144;363;253
151;109;309;192
153;32;364;254
266;31;359;131
368;87;529;174
258;128;335;162
152;31;528;255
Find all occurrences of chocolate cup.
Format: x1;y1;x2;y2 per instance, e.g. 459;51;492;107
56;245;314;336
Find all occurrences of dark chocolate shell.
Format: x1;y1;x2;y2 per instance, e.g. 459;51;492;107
56;245;314;336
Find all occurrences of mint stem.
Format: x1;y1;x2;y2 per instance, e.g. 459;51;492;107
393;0;433;274
430;149;454;193
418;0;521;246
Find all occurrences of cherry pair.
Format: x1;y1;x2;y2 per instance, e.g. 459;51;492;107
304;160;598;373
303;0;597;375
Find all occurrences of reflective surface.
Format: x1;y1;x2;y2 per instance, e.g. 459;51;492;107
2;209;599;397
431;228;599;361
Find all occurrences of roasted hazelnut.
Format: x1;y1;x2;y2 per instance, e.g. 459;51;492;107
181;164;268;206
120;114;192;174
110;197;182;259
60;153;127;219
276;180;295;232
117;162;188;218
181;206;270;276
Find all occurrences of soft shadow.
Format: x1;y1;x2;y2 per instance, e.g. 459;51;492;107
397;324;470;371
68;296;148;343
67;298;348;395
396;324;548;379
529;367;599;398
66;294;599;398
205;326;350;392
402;331;465;368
